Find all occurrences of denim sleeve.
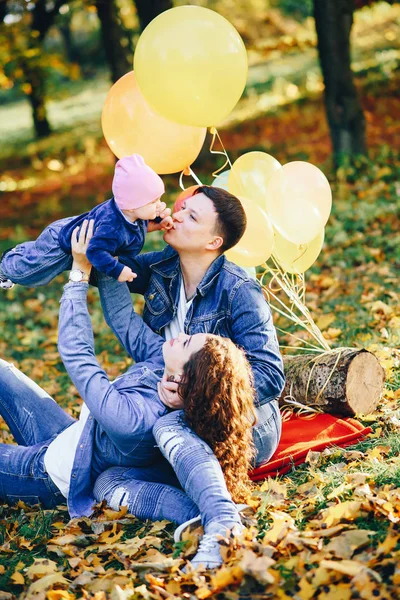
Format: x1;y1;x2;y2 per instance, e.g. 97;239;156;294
230;280;285;407
86;227;125;280
97;273;164;363
57;283;158;449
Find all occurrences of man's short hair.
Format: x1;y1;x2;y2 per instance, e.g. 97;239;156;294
193;186;247;252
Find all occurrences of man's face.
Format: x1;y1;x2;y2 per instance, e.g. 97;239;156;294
163;193;221;253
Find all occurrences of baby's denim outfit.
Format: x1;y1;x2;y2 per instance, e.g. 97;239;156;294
0;199;147;285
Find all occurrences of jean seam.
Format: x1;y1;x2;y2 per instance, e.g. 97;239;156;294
0;397;30;446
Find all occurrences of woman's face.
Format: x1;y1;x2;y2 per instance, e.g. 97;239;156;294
162;332;209;377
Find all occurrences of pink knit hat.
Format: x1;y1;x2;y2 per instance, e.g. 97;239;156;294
112;154;165;210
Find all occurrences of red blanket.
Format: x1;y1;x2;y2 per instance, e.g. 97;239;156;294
249;413;372;481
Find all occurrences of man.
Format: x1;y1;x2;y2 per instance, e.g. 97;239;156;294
98;185;284;463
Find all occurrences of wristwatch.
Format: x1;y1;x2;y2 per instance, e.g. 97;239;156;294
69;269;89;283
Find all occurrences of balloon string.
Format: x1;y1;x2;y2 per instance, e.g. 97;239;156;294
179;167;203;190
209;127;233;178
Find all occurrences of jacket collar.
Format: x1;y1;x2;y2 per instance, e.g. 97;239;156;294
150;249;226;297
137;366;164;390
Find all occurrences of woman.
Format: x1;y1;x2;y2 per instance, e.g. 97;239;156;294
0;220;256;568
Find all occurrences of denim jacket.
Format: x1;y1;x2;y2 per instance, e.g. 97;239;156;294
58;282;168;518
58;199;147;280
104;246;285;406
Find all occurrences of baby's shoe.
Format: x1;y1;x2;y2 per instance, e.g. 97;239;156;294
0;274;14;289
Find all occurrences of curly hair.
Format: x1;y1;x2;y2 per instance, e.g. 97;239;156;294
178;336;257;503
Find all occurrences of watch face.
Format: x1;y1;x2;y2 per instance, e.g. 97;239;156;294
70;270;83;282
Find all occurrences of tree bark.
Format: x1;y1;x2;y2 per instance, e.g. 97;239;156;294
134;0;172;31
281;349;385;417
95;0;132;83
23;63;52;138
313;0;367;167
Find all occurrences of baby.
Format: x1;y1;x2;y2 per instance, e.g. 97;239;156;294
0;154;172;289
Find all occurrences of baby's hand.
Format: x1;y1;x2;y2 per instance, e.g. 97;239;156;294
160;216;174;231
156;202;170;219
118;266;137;282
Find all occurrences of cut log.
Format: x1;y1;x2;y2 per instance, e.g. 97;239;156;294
281;349;385;416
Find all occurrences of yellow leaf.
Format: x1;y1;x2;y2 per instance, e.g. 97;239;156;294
26;559;58;578
98;524;124;543
316;313;336;330
376;530;399;555
320;559;380;580
297;576;315;600
101;505;128;520
322;501;362;527
148;520;170;534
27;573;69;594
47;591;75;600
323;327;342;340
11;571;25;585
317;583;352;600
324;529;374;559
263;511;295;545
210;566;244;590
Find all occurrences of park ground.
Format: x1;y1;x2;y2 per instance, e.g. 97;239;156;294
0;3;399;598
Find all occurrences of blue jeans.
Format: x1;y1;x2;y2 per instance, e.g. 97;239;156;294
0;359;73;507
94;401;281;526
0;218;72;287
94;412;243;532
252;399;282;466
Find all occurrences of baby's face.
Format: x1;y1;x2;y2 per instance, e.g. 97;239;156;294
133;197;162;221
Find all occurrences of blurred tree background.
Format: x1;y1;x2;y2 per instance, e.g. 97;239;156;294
0;0;399;353
0;4;399;596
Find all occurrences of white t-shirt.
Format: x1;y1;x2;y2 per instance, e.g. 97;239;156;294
44;403;90;498
164;280;193;341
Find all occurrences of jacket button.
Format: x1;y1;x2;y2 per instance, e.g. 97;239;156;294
149;294;155;300
72;473;76;478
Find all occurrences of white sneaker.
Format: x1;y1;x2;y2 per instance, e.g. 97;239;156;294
174;504;250;543
0;275;14;289
190;523;244;570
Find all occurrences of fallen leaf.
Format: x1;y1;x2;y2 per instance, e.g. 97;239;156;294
324;530;374;559
322;501;362;527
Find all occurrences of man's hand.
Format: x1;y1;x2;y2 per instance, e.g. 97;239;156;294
118;266;137;283
71;219;94;274
157;373;183;409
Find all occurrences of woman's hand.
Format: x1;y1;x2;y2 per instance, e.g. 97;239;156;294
71;219;94;275
157;373;184;409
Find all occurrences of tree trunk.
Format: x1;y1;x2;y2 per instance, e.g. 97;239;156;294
134;0;172;31
281;349;385;416
313;0;367;167
95;0;132;83
26;65;52;138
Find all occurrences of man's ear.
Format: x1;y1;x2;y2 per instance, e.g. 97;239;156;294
206;236;224;251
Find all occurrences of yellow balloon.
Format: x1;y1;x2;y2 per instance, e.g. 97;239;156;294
134;6;248;127
273;229;325;274
265;161;332;245
226;197;274;267
101;71;206;175
228;152;281;210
